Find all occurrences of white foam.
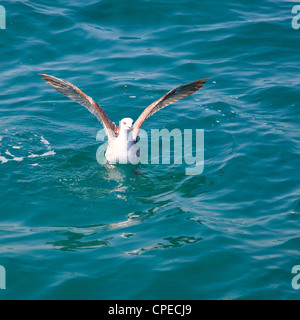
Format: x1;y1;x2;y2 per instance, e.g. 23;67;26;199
41;136;50;146
0;153;23;163
28;150;56;158
40;150;56;157
0;156;8;164
0;135;55;165
28;154;39;158
5;150;14;157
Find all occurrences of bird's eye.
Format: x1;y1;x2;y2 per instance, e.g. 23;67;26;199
123;122;126;125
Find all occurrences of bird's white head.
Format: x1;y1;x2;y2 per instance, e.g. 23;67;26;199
120;118;134;131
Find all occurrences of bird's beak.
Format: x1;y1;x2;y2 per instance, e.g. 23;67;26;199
129;126;134;130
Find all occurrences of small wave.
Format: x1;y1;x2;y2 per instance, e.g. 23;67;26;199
28;150;56;158
0;156;8;164
41;136;51;147
0;133;56;165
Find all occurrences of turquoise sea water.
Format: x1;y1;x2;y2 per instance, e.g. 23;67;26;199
0;0;299;300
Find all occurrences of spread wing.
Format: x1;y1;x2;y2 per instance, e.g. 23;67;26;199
40;74;117;139
132;78;208;140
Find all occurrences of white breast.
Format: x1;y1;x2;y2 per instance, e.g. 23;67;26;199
105;132;139;164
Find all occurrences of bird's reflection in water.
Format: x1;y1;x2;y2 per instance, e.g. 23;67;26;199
58;161;143;201
51;164;152;252
47;210;148;252
126;235;203;256
100;163;143;200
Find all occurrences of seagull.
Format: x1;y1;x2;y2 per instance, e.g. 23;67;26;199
40;74;208;164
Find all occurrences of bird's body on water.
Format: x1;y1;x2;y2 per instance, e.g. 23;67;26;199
40;74;208;164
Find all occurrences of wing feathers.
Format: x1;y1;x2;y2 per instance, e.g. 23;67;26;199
132;78;208;140
40;74;116;138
